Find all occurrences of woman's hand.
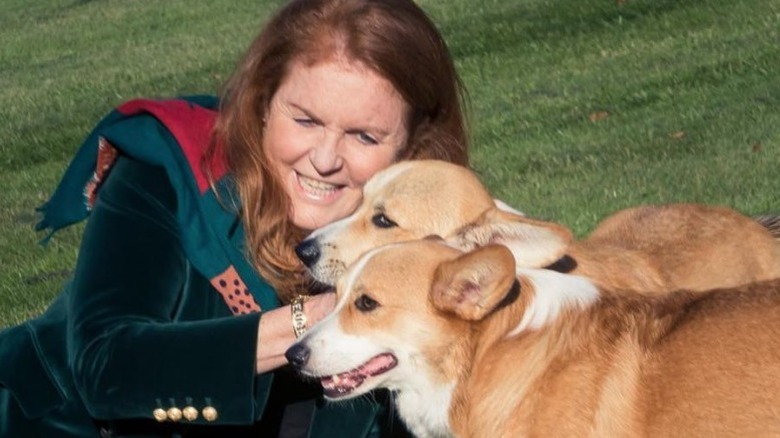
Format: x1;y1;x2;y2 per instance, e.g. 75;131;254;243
304;291;337;326
255;292;336;374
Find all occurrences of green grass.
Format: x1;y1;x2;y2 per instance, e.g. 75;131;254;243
2;0;778;327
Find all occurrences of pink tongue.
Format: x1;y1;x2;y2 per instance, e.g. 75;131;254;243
359;353;396;375
320;353;397;397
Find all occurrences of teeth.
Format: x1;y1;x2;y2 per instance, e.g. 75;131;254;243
297;173;342;201
332;374;341;385
298;174;339;192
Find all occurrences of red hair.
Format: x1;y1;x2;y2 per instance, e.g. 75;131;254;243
209;0;469;301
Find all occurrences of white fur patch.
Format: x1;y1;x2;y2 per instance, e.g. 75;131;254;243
335;244;401;308
509;268;599;336
302;320;382;375
494;198;526;217
396;380;456;438
305;208;356;241
362;160;414;195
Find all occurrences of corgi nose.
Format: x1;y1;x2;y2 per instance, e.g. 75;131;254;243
295;239;321;267
285;343;311;368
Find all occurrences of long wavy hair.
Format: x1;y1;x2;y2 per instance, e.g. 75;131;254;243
209;0;469;302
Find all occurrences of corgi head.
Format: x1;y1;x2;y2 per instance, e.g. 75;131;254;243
290;239;537;436
287;241;481;400
296;159;572;286
295;160;497;285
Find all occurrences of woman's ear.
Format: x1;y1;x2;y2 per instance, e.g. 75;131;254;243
430;244;517;321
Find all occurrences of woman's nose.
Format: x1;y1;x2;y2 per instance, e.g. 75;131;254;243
309;131;344;175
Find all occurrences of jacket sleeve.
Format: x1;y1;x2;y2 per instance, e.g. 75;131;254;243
67;155;264;425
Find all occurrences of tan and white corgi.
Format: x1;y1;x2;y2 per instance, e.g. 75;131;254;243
287;237;780;437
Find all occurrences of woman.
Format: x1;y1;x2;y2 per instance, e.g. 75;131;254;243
0;0;468;436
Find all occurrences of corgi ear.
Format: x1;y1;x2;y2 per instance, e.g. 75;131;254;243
493;198;526;217
448;208;573;269
431;245;518;321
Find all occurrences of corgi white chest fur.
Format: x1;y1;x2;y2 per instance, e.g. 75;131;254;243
395;378;455;438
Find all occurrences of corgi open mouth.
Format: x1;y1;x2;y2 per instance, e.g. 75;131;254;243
319;353;398;398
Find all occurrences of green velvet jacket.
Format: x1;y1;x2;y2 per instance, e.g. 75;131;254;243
0;97;406;437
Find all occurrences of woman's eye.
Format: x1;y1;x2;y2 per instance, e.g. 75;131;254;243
294;118;316;127
356;132;378;145
371;213;397;229
354;294;380;312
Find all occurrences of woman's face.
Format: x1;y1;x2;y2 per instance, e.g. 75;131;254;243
263;58;410;230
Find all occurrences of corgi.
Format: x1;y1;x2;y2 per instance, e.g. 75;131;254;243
296;160;780;293
287;238;780;437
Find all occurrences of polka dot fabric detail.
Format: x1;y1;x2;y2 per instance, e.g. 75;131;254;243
210;266;261;314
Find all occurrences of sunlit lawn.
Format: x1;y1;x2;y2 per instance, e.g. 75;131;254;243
2;0;778;326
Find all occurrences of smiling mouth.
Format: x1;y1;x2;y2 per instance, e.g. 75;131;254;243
296;173;345;201
319;353;398;398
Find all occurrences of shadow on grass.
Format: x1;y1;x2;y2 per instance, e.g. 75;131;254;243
443;0;708;59
23;269;73;286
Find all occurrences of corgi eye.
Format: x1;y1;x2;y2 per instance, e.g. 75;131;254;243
354;294;380;312
371;213;397;229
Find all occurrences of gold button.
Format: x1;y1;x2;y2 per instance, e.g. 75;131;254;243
183;406;198;421
152;408;168;422
167;407;183;422
202;405;218;422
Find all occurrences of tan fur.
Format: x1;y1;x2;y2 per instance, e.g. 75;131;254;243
755;214;780;241
575;204;780;292
301;160;780;294
302;240;780;437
